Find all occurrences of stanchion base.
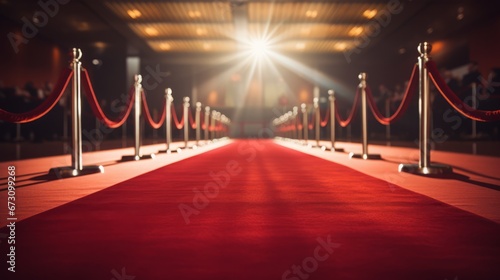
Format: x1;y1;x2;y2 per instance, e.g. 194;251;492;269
121;154;156;161
349;152;382;160
182;145;198;150
398;163;453;175
158;148;181;154
324;146;345;152
48;165;104;178
298;141;310;146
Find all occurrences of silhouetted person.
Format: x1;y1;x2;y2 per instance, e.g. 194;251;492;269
482;68;500;139
434;69;461;139
462;62;482;93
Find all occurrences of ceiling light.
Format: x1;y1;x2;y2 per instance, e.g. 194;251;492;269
349;26;364;36
334;43;347;51
160;43;171;51
196;28;207;36
457;7;464;20
301;27;311;35
145;27;158;36
231;74;241;82
127;9;141;19
93;42;107;49
188;10;201;18
427;27;434;34
250;39;269;57
363;9;377;19
398;47;406;54
295;42;306;50
305;10;318;18
77;22;90;31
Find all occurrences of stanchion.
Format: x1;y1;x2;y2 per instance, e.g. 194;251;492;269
13;123;23;142
349;73;381;160
214;111;221;139
204;106;210;143
293;106;298;140
301;103;308;145
385;97;391;146
49;48;104;177
286;111;293;139
159;88;178;153
195;102;201;146
182;97;190;148
471;82;477;139
325;90;344;152
210;110;216;140
121;74;155;161
313;97;321;147
399;43;452;174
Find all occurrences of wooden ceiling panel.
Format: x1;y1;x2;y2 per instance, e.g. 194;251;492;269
105;1;232;22
248;23;369;40
272;40;358;53
148;40;237;52
248;2;387;23
129;23;234;39
104;1;390;53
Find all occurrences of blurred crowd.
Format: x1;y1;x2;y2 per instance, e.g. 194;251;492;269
0;80;66;142
371;62;500;140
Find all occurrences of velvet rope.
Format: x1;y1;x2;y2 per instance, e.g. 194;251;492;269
141;90;166;129
0;68;73;123
82;69;134;128
365;64;418;125
308;123;314;130
171;104;184;129
335;88;360;127
308;111;314;130
427;61;500;122
320;107;330;127
188;109;196;129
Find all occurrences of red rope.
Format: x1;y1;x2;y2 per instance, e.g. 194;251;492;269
366;64;418;125
427;61;500;122
171;104;184;129
320;107;330;127
188;108;196;129
81;69;134;128
308;111;314;130
200;113;205;130
0;68;73;123
335;88;360;127
141;90;166;129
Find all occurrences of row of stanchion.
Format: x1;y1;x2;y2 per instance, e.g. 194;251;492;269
0;48;231;178
273;42;500;176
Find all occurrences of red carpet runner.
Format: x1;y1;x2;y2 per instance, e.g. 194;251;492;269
1;140;500;280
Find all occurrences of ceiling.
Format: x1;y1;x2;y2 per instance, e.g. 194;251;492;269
103;0;391;53
1;0;499;64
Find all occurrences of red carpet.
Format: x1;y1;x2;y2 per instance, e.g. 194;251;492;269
1;140;500;280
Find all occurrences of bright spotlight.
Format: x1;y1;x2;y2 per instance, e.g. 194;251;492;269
250;39;269;57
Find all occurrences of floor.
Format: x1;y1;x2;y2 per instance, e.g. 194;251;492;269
1;138;499;230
